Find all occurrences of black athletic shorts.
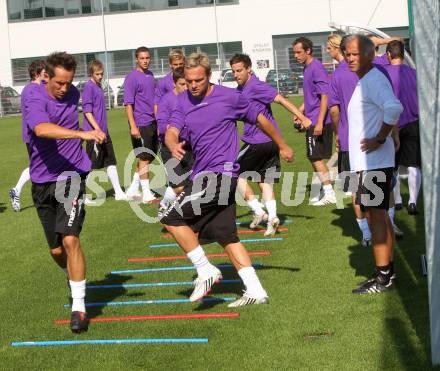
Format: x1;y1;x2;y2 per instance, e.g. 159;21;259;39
355;167;393;212
86;134;117;169
26;143;31;157
306;124;333;161
159;173;239;246
160;144;193;188
130;122;158;162
337;151;357;193
31;173;88;249
396;121;421;168
237;141;281;183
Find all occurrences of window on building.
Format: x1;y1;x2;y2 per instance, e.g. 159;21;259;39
130;0;151;10
108;0;128;12
66;0;81;15
196;0;213;4
112;50;134;76
45;0;65;17
81;0;102;13
7;0;22;20
23;0;44;19
168;0;178;7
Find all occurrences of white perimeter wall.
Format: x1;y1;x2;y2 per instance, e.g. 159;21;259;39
0;0;409;90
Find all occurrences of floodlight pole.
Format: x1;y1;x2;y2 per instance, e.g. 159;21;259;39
100;0;112;109
213;0;221;73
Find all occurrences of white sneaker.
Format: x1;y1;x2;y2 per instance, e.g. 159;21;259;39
311;192;337;206
114;193;127;201
189;267;223;302
227;291;269;308
9;188;20;212
126;188;142;201
84;197;96;206
249;212;268;229
142;191;156;204
264;217;280;237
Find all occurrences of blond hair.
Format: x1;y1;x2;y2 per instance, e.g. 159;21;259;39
185;52;211;75
169;49;185;63
327;34;342;49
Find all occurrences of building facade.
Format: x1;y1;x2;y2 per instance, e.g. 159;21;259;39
0;0;409;98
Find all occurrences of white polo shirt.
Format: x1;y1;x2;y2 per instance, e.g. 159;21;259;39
348;67;403;172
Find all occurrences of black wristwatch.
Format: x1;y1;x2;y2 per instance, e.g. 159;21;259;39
376;136;386;144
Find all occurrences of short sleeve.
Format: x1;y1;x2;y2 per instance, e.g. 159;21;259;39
313;65;330;95
82;84;94;113
169;99;185;132
327;73;341;108
26;89;50;130
235;91;261;124
252;80;278;104
123;74;136;105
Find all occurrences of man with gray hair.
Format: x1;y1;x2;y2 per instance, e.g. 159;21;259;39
344;35;403;295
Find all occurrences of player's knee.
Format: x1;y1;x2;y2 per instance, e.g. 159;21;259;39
62;235;80;251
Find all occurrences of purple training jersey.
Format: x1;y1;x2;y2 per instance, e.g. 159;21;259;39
123;69;155;127
383;64;419;128
327;60;357;152
302;59;331;126
156;90;188;143
169;85;261;180
25;84;91;183
82;80;108;133
21;82;41;144
155;72;174;105
238;74;281;144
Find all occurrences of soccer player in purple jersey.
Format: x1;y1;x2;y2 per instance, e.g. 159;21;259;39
156;67;192;210
25;52;106;331
155;49;185;108
229;53;311;236
123;46;158;203
161;53;293;307
82;60;126;201
344;35;403;295
9;60;48;212
384;41;421;215
293;37;337;206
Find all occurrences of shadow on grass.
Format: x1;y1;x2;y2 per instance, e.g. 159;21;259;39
0;202;6;213
85;273;132;319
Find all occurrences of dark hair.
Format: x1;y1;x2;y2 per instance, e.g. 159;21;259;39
172;67;185;82
340;34;351;53
229;53;252;68
386;40;405;60
45;52;77;78
293;37;313;54
28;59;46;81
135;46;150;58
88;59;104;76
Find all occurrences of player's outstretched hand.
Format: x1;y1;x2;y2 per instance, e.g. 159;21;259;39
280;144;294;162
171;141;186;161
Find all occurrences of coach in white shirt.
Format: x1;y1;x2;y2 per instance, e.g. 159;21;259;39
345;34;403;295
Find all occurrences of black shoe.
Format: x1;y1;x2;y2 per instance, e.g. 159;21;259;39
70;311;89;333
353;275;394;294
408;203;418;215
357;271;397;286
395;203;402;211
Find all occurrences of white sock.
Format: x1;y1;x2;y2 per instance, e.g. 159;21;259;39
356;218;371;240
238;266;267;298
161;186;177;208
69;279;86;313
107;165;124;196
323;183;334;195
394;175;402;204
14;167;30;195
388;207;395;224
140;179;152;195
408;166;422;205
265;199;277;221
128;172;140;192
247;198;265;217
187;246;215;276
